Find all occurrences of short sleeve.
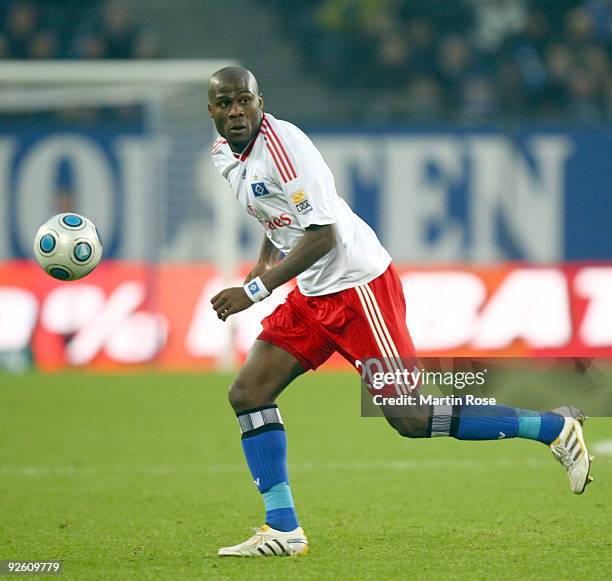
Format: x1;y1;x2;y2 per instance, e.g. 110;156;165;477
262;118;336;229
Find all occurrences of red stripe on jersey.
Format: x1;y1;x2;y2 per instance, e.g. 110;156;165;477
262;128;292;181
211;138;227;154
262;119;297;180
262;122;297;181
262;129;290;182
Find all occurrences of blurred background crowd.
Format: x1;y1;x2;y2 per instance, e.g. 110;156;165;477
267;0;612;123
1;0;611;124
0;0;161;61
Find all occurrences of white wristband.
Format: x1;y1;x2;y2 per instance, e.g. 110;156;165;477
244;276;271;303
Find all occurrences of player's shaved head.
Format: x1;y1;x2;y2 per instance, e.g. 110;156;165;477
208;66;260;102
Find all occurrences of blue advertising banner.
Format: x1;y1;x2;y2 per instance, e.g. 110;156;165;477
0;126;158;260
312;127;612;262
1;124;610;262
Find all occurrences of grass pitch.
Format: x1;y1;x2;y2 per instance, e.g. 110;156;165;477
1;372;611;580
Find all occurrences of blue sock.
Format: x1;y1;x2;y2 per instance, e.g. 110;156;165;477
515;410;565;445
430;402;564;444
238;405;299;532
455;403;520;440
262;483;297;532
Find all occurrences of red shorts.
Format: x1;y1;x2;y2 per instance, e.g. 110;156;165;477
258;264;418;394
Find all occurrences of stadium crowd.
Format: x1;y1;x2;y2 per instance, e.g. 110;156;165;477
1;0;610;123
268;0;612;123
0;0;161;60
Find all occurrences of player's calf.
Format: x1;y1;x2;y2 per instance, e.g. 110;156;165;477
385;413;430;438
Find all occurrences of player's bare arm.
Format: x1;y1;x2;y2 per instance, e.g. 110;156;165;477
259;224;335;290
243;235;281;284
211;224;335;321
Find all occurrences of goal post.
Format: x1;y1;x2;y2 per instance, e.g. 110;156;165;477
0;60;237;84
0;59;241;370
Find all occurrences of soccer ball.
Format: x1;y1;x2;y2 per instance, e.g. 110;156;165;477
33;213;103;281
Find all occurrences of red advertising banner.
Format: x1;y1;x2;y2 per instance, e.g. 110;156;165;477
1;261;611;371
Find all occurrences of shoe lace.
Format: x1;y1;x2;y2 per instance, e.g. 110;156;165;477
553;444;574;468
248;527;271;546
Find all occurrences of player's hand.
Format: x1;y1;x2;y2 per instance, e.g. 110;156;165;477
210;287;254;321
243;261;272;284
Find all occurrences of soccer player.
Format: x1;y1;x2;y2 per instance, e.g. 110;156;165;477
208;67;593;557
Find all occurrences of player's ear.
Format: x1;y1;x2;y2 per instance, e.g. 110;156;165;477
207;103;213;118
259;94;264;109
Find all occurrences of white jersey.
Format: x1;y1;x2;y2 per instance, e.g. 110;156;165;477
211;113;391;296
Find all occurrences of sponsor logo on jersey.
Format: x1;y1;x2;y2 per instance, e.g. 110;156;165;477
247;204;293;231
251;181;270;197
291;190;313;214
241;168;247;180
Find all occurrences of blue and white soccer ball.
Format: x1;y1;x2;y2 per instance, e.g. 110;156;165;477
33;213;103;281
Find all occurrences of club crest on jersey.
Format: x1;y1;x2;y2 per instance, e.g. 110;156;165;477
291;190;312;214
251;181;270;197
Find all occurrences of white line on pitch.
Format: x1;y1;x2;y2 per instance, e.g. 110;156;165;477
592;439;612;456
0;457;546;477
